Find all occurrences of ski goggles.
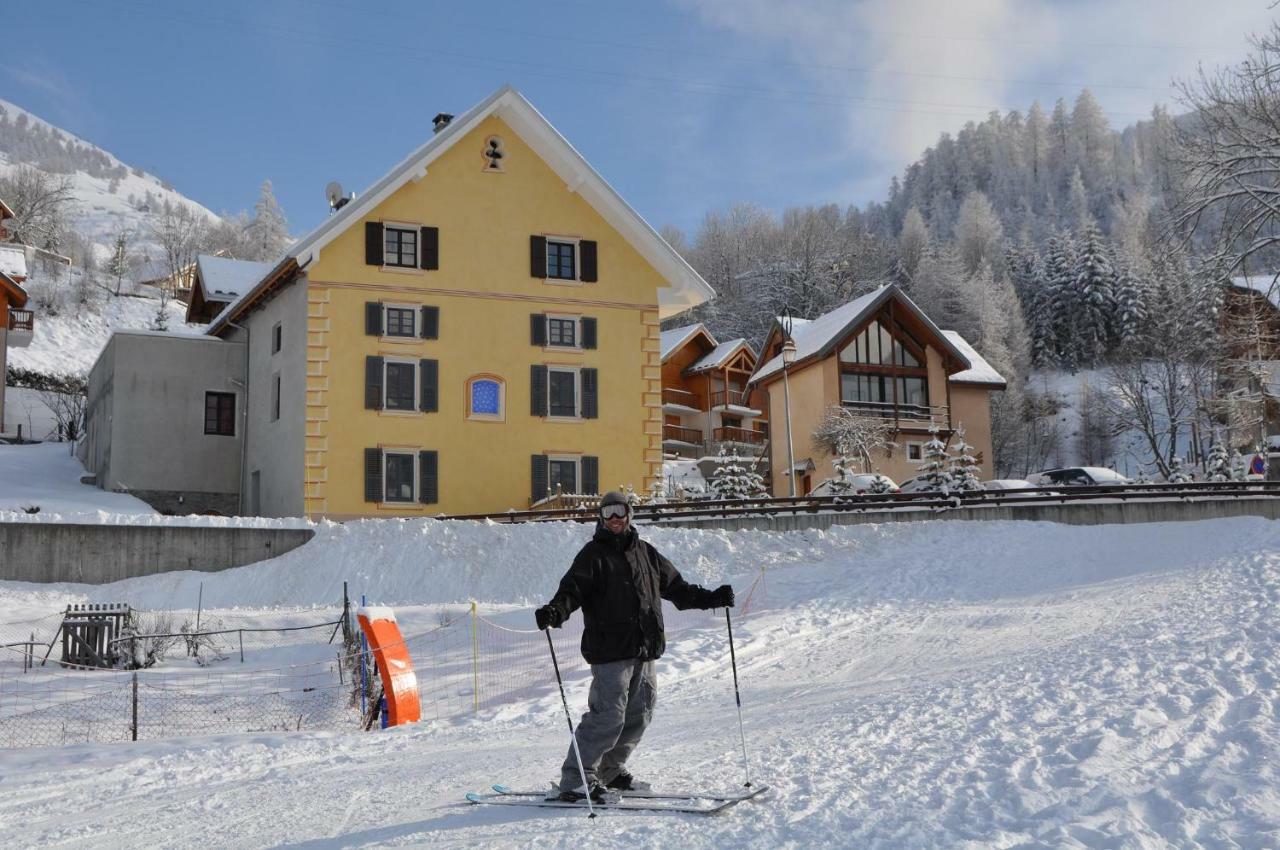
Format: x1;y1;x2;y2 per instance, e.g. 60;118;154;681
599;502;630;519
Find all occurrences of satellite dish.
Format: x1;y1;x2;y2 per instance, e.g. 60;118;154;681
325;181;345;209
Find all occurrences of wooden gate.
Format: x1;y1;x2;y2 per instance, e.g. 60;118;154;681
60;604;131;668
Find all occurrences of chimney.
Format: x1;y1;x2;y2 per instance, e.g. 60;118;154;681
432;113;454;134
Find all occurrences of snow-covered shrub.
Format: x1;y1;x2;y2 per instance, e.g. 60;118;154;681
709;446;766;500
947;426;982;492
1206;440;1230;482
1166;456;1193;484
915;423;953;493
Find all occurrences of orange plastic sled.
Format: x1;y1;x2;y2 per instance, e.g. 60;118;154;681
356;606;421;726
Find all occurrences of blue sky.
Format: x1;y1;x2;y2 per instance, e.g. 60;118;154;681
5;0;1273;240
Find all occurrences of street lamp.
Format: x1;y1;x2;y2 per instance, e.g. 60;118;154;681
781;309;798;497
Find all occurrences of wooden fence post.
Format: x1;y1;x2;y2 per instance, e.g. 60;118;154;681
131;672;138;742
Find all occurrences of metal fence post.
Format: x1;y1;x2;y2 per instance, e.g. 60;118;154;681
470;601;479;714
131;672;139;742
239;630;244;663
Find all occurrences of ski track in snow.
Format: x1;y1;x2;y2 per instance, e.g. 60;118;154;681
0;516;1278;847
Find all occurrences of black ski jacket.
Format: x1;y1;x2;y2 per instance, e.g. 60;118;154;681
545;523;716;664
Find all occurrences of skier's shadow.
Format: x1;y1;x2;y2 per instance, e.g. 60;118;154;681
274;802;582;848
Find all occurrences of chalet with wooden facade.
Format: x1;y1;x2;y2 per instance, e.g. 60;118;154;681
750;285;1005;495
660;323;768;460
185;254;274;324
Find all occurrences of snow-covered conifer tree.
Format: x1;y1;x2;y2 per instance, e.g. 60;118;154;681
244;180;291;261
1206;439;1230;482
947;426;983;491
1166;456;1192;484
1111;261;1146;350
710;446;766;500
916;423;953;493
1073;223;1117;363
1043;234;1080;369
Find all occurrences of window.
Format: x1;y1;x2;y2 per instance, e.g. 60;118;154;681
384;225;418;268
271;322;282;354
468;376;504;420
271;374;281;421
546;240;576;280
547;317;577;347
549;457;578;494
385;361;417;411
839;320;921;367
548;368;578;417
204;392;236;436
385;306;416;338
907;442;923;461
841;373;888;404
384;451;416;502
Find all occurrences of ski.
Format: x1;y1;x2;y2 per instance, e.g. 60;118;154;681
491;783;770;803
465;791;734;815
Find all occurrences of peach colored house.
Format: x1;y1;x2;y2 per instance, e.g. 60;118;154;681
0;242;33;435
750;285;1005;495
660;323;768;458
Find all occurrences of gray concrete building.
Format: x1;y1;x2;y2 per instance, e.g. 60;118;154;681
80;331;246;514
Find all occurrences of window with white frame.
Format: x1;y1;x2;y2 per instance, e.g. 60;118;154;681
383;450;416;502
548;456;579;494
384;359;417;411
384;304;417;338
547;368;579;418
383;225;418;268
546;316;578;347
546;239;577;280
907;442;923;461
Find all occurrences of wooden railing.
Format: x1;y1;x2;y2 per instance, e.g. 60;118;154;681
662;387;702;409
713;426;766;445
662;423;703;444
841;399;947;427
8;309;33;333
710;389;753;408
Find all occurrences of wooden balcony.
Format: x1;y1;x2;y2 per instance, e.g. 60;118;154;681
662;423;703;445
662;387;703;413
710;388;761;414
841;399;948;429
6;309;33;347
713;426;766;445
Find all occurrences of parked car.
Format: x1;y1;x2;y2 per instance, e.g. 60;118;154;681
897;475;934;494
981;479;1036;491
1028;467;1133;487
809;473;899;496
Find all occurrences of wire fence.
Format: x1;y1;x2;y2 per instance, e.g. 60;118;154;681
0;571;768;749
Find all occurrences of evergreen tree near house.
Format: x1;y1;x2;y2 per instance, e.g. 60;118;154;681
244;180;291;261
1231;448;1248;481
1166;456;1192;484
1073;223;1117;363
916;423;954;493
1111;261;1146;351
1043;234;1080;369
1206;438;1230;482
709;446;767;500
947;426;983;491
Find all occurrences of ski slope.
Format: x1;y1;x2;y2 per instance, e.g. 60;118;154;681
0;508;1277;847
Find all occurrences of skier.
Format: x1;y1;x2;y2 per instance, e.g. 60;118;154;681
535;490;734;802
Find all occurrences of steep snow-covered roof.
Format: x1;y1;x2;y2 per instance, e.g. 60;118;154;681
1230;275;1280;311
660;323;707;360
753;285;969;384
688;337;754;373
0;245;28;280
942;331;1007;387
210;85;714;335
195;255;273;301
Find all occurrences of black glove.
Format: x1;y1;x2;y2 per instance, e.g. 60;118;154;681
535;604;564;630
707;584;734;609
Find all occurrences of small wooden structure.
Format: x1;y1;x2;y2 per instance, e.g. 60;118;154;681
60;604;131;668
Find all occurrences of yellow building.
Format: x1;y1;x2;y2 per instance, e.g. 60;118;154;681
750;285;1006;495
208;86;713;518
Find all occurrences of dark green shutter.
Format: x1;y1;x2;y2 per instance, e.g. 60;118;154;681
531;454;549;503
530;314;546;346
581;317;597;350
530;235;547;278
420;226;439;270
365;222;383;266
364;448;382;502
365;302;383;336
419;451;438;504
531;365;548;416
421;306;439;339
420;359;438;412
365;356;384;409
581;368;598;419
581;456;599;495
579;240;598;282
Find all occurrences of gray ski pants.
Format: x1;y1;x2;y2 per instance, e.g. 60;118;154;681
559;658;656;791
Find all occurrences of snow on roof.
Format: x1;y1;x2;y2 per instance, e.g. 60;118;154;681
1230;275;1280;311
0;245;28;280
753;287;889;383
942;331;1007;386
688;337;754;373
660;323;708;360
196;255;273;301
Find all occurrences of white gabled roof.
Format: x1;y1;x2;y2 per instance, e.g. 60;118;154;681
1230;275;1280;311
660;323;708;360
942;331;1006;387
688;337;754;373
210;85;714;335
752;285;971;384
196;255;273;301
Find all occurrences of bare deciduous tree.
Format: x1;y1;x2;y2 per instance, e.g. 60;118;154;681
148;201;208;296
0;164;76;251
811;406;896;473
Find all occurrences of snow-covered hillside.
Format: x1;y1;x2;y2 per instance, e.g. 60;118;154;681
0;434;1277;847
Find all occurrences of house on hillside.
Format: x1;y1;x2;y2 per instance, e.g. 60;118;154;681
749;285;1005;495
0;197;14;242
1220;275;1280;450
80;86;713;516
659;322;768;469
185;254;273;324
0;244;34;436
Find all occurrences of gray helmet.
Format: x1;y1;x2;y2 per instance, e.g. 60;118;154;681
599;490;631;513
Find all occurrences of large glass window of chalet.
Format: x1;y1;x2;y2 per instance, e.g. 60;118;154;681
838;319;928;414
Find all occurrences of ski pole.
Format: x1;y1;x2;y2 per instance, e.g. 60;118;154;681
546;628;597;818
725;608;752;788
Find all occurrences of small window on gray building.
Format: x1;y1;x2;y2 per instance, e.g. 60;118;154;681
272;322;282;354
204;392;236;436
271;374;281;421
